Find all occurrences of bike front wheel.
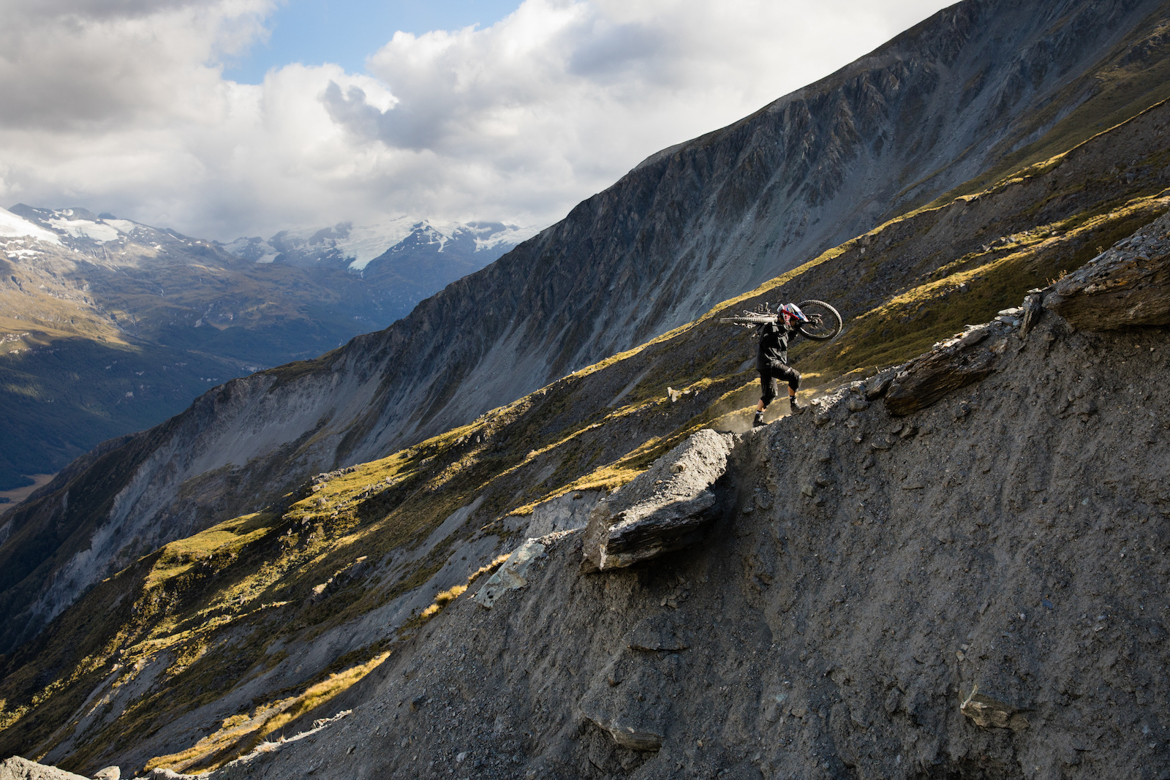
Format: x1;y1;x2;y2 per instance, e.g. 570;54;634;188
796;300;842;341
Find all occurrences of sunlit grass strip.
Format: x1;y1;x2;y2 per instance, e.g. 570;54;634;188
144;512;275;589
803;190;1170;377
143;650;391;774
403;553;510;633
419;584;468;620
468;554;511;585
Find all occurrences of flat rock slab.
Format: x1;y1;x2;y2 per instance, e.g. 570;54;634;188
884;323;1011;416
474;538;547;609
0;757;89;780
583;430;735;571
582;716;664;752
1045;211;1170;329
579;644;673;752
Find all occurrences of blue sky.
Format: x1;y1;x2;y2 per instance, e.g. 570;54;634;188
225;0;525;83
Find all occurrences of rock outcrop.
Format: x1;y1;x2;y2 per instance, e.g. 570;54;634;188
1045;210;1170;328
0;756;87;780
474;538;549;609
883;322;1013;416
888;208;1170;416
582;430;735;571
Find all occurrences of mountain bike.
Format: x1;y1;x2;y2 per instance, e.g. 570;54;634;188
719;300;842;340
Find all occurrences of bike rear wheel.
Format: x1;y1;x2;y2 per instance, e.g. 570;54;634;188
796;300;842;341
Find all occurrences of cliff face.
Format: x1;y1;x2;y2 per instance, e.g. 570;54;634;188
2;0;1170;688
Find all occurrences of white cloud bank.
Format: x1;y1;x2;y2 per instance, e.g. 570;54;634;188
0;0;953;241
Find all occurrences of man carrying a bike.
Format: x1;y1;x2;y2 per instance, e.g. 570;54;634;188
753;304;802;428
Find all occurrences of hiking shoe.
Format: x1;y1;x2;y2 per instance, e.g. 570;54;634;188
752;412;766;428
789;396;802;412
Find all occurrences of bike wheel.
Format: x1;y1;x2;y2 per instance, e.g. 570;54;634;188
796;300;842;341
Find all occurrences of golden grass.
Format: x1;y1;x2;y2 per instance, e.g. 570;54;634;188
145;513;276;589
407;551;513;631
468;554;511;585
144;650;390;774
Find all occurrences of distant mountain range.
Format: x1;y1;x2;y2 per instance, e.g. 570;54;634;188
0;206;534;492
223;217;529;270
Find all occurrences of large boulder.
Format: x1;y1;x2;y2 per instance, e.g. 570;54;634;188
0;757;88;780
1044;210;1170;329
582;430;735;571
884;322;1013;416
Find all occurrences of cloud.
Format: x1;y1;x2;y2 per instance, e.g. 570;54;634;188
0;0;274;130
0;0;954;241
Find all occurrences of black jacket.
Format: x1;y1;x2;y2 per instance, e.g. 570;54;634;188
756;321;797;371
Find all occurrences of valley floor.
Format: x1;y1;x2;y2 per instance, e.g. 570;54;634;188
0;474;56;517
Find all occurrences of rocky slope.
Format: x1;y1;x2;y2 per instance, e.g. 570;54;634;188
196;214;1170;780
8;203;1167;780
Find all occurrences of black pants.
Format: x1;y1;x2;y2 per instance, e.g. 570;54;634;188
759;363;800;407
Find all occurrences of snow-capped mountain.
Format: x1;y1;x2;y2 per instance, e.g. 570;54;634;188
6;205;535;276
6;204;232;274
223;218;535;271
0;206;61;246
0;204;537;493
220;217;538;332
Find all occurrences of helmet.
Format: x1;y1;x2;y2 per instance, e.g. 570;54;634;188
778;303;806;324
